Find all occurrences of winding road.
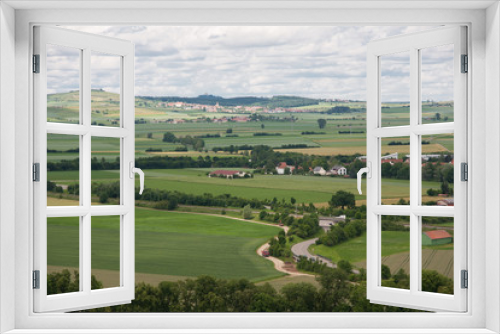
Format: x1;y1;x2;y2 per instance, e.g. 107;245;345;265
291;238;360;274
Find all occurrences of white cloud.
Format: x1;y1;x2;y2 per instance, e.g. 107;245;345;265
47;25;451;101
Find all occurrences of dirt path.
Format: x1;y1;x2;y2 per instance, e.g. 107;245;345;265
256;243;312;277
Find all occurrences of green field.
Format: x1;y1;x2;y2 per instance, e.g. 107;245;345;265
48;209;284;283
47;168;442;205
310;230;454;278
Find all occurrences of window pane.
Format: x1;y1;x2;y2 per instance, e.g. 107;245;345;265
380;215;410;290
380;51;410;127
91;137;121;205
421;45;454;124
380;138;410;205
421;216;454;294
91;52;121;127
47;217;80;294
421;133;454;206
47;134;80;206
91;215;121;289
46;44;80;124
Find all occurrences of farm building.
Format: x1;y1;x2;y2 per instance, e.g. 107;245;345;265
330;165;347;175
208;170;246;179
275;162;295;175
313;166;326;175
422;230;453;246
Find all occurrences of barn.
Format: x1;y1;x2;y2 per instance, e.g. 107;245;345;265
422;230;453;246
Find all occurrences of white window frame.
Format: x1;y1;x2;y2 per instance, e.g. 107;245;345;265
0;2;498;333
33;25;136;313
366;26;467;312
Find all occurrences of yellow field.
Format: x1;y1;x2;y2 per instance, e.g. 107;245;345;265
276;147;366;156
276;143;448;156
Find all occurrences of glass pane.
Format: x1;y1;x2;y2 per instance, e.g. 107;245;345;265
421;133;454;206
46;44;80;124
91;215;121;289
47;134;80;206
91;137;121;205
380;215;410;290
380;138;410;205
47;217;80;294
380;51;410;127
421;216;454;294
421;45;454;124
91;52;121;127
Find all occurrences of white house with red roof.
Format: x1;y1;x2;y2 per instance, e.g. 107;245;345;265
276;162;295;175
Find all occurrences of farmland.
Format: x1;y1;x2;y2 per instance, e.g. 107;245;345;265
47;209;284;287
48;90;453;158
310;231;454;279
47;168;442;205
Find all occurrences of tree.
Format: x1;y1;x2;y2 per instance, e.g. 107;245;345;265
329;190;355;210
243;204;253;219
337;260;353;273
261;123;265;129
163;132;176;143
226;128;233;134
259;210;267;220
435;112;441;120
317;118;327;129
381;264;392;279
147;132;153;139
291;197;296;205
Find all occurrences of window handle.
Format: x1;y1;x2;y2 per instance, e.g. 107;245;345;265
130;162;145;195
357;162;371;195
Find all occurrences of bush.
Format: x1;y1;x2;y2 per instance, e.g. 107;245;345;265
243;204;253;219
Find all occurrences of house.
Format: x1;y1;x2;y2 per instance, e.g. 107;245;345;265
422;230;453;246
208;170;246;179
275;162;295;175
313;166;326;175
437;198;454;206
330;165;347;175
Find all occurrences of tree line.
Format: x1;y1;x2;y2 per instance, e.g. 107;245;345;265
47;265;451;313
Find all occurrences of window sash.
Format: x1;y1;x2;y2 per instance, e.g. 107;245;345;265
366;26;468;312
32;26;136;313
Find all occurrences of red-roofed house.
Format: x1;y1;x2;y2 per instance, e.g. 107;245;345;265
276;162;295;175
422;230;453;245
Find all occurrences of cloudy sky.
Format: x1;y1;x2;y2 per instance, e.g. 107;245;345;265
47;26;453;101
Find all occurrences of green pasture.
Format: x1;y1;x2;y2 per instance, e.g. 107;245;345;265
47;168;442;204
47;209;284;281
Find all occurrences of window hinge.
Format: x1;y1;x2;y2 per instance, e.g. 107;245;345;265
33;270;40;289
461;54;468;73
461;162;468;181
33;54;40;73
461;270;468;289
33;163;40;182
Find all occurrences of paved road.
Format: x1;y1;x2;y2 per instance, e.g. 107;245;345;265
291;238;360;274
291;238;336;269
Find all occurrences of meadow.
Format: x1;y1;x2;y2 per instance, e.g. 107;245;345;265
47;168;442;205
47;209;284;287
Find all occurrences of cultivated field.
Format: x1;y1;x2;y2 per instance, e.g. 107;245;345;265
310;231;454;278
47;209;285;284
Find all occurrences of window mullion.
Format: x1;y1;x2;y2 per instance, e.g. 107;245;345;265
409;47;420;293
81;47;92;294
